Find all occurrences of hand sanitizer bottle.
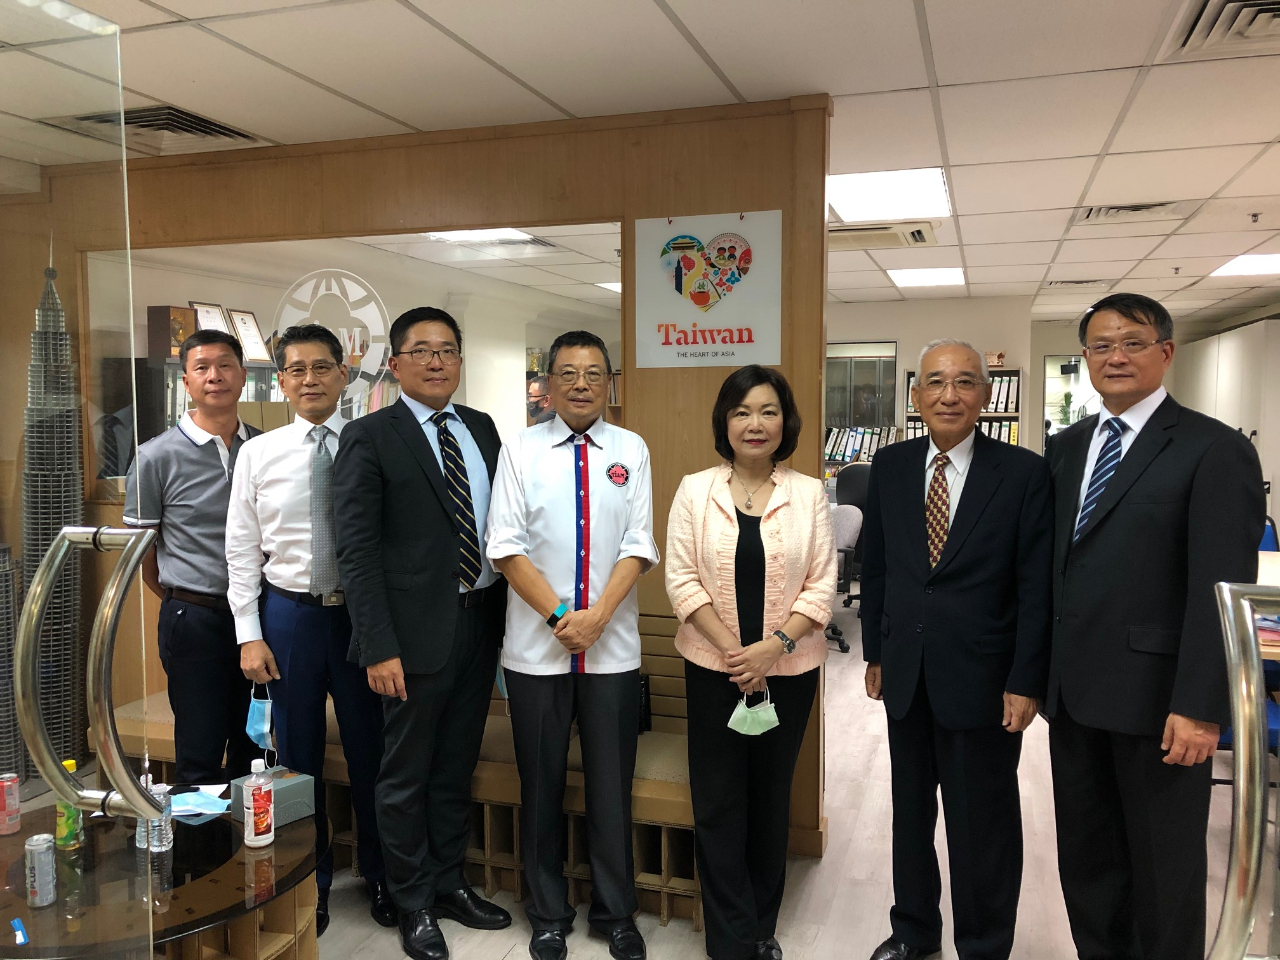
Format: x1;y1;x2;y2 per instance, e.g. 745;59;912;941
242;760;274;848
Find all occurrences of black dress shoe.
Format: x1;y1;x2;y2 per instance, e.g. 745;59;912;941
590;918;646;960
433;886;512;930
315;886;330;938
367;879;397;927
399;909;449;960
529;929;569;960
867;937;942;960
755;936;784;960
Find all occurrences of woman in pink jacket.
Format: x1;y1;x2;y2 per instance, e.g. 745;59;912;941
665;365;836;960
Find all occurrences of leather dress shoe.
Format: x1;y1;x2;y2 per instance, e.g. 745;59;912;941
755;936;784;960
315;887;330;938
867;937;942;960
529;929;569;960
591;918;646;960
367;879;397;927
433;886;512;930
399;909;449;960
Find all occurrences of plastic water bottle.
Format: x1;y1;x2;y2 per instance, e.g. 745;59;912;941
135;773;151;848
149;784;173;852
242;760;274;848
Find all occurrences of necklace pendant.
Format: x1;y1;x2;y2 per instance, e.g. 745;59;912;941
745;495;753;509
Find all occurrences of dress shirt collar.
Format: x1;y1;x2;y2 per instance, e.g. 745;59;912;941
1098;385;1167;438
179;411;248;446
292;409;347;438
401;393;458;426
926;427;976;474
552;413;606;448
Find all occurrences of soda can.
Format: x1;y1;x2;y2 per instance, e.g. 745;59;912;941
0;774;19;835
25;834;55;908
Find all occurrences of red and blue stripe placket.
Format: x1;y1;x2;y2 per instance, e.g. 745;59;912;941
571;437;591;673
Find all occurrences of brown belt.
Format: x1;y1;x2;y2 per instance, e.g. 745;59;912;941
166;587;230;612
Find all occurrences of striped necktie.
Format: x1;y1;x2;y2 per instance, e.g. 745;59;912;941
926;453;951;567
1074;418;1125;542
309;425;339;596
430;412;482;589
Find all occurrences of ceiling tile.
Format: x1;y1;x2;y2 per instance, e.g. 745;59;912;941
0;49;153;120
959;210;1073;244
966;264;1047;283
833;288;903;302
466;265;581;284
965;241;1060;266
900;286;968;298
1064;219;1179;240
1110;58;1280;153
530;282;617;300
924;0;1171;85
0;5;88;43
1150;231;1278;259
1108;278;1194;293
1190;275;1259;291
666;0;927;98
0;114;123;163
827;250;876;272
364;240;505;265
210;0;563;131
542;262;622;283
827;270;892;288
522;222;620;237
158;0;324;14
1085;145;1261;205
1220;144;1280;199
1180;196;1280;234
941;70;1135;165
1055;236;1163;262
411;0;733;117
868;246;963;270
1253;235;1280;255
77;0;179;28
1126;256;1232;278
1164;288;1233;301
1034;294;1098;306
1046;260;1137;281
932;218;959;246
949;157;1095;215
830;89;941;175
545;233;622;261
968;282;1041;296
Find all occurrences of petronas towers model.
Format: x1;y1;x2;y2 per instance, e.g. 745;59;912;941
0;545;19;780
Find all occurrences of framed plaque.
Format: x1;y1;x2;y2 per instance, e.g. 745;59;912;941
189;301;232;335
227;309;272;362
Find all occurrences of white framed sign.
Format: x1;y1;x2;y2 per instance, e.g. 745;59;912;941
634;210;782;368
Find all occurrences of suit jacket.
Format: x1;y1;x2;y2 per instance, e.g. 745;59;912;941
861;429;1054;730
1045;394;1264;735
334;397;506;674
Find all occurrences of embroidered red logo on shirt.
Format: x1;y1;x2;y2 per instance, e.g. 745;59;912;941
606;463;630;487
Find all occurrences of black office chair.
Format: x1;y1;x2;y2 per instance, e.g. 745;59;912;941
825;462;873;653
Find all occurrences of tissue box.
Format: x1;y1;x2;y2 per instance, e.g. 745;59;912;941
229;767;315;828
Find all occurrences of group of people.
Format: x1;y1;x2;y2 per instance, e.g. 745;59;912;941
121;288;1262;960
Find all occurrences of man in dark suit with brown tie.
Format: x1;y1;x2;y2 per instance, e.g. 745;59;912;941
1046;293;1264;960
861;338;1053;960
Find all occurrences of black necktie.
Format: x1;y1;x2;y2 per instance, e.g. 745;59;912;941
430;412;482;589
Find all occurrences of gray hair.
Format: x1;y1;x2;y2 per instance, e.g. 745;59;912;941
914;338;989;384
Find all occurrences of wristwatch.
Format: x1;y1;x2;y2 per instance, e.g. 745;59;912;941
547;603;569;630
772;629;796;655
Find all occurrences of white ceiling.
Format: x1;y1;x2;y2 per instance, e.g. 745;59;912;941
0;0;1277;326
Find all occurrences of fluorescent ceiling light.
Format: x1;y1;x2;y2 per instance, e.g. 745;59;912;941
596;282;623;293
426;228;533;243
1211;254;1280;277
888;267;965;287
827;168;952;223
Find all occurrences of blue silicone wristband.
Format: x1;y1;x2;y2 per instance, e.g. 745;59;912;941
547;603;569;628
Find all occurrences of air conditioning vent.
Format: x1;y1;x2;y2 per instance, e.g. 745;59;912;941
828;220;937;251
1075;202;1197;225
1158;0;1280;62
483;237;557;248
1045;280;1110;290
40;106;268;157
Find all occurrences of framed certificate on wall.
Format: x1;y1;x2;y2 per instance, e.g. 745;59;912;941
228;309;272;362
189;301;231;335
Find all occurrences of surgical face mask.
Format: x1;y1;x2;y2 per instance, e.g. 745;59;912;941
246;684;273;752
727;684;779;736
527;399;545;418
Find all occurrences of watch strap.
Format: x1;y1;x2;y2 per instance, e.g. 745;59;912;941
547;602;569;629
772;629;796;654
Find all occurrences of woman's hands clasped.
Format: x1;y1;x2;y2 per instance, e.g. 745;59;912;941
725;636;786;696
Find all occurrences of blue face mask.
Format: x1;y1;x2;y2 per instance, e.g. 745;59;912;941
246;685;273;752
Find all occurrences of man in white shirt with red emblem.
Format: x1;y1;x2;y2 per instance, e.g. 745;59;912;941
489;330;659;960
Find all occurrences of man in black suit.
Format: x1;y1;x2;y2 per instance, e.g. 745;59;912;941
861;338;1053;960
1046;293;1264;960
335;307;511;960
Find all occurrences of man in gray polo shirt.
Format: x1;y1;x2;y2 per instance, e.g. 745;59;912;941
125;329;261;784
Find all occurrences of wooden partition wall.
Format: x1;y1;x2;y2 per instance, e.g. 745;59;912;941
0;95;833;855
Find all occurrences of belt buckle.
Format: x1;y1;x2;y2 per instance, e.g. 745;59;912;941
322;591;344;607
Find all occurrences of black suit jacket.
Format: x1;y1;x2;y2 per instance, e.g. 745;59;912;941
334;398;506;674
1045;394;1264;735
861;430;1054;730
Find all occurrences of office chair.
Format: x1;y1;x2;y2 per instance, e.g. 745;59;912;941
835;462;872;609
1261;515;1278;552
1213;659;1280;788
824;503;863;653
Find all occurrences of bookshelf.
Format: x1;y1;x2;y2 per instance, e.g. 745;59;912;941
606;371;623;426
903;367;1023;446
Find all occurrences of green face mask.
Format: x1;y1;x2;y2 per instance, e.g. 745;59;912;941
727;684;780;736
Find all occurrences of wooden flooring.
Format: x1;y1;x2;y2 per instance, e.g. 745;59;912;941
321;603;1261;960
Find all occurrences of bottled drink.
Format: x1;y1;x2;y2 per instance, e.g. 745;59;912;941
242;760;274;848
54;760;82;850
148;784;173;852
135;773;151;848
0;773;20;835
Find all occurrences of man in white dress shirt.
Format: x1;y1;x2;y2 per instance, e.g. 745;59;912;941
489;331;660;960
226;324;393;936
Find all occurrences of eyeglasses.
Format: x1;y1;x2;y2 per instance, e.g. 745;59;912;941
1084;338;1166;359
396;347;462;365
553;368;606;386
281;361;340;380
918;376;986;396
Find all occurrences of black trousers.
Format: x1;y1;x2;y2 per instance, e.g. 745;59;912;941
1050;703;1211;960
684;662;819;960
263;590;385;891
505;669;641;933
376;600;501;912
157;596;255;785
886;675;1024;960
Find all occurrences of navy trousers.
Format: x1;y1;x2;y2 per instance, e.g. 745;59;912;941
263;589;385;890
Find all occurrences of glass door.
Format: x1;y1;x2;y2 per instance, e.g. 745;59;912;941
1;3;162;955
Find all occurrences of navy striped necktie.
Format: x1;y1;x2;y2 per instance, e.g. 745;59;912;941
1074;417;1125;542
430;412;482;589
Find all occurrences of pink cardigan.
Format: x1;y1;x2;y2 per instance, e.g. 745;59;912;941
665;464;836;676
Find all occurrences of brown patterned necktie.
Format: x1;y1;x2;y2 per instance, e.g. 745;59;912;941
926;453;951;568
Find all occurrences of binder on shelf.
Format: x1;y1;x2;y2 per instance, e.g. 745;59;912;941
824;428;838;460
1000;421;1011;443
859;428;875;459
1009;422;1019;445
1007;375;1019;413
994;376;1010;413
848;428;863;461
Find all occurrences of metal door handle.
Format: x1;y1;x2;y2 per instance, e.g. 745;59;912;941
15;526;162;819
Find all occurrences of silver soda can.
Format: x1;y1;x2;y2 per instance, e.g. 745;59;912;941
26;833;55;907
0;773;19;835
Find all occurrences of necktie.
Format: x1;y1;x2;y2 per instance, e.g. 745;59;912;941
431;412;482;589
1074;417;1125;542
309;425;339;596
926;453;951;568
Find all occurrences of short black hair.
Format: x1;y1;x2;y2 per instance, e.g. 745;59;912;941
390;307;462;356
712;365;802;463
548;330;612;376
528;375;549;393
274;323;343;369
1078;293;1173;346
180;329;243;370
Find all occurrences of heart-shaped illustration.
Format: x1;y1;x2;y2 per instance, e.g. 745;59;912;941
659;232;752;312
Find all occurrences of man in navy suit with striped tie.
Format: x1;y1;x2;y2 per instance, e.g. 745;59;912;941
1045;293;1264;960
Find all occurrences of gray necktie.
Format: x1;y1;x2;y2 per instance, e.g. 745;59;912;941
309;425;339;596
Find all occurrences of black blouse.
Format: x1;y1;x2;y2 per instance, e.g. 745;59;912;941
734;508;766;647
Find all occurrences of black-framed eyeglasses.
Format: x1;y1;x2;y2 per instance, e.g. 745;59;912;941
281;361;340;380
1083;338;1166;359
396;347;462;365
